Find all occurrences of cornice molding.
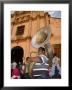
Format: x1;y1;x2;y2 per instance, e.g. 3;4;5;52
11;12;50;25
11;13;61;25
11;36;32;42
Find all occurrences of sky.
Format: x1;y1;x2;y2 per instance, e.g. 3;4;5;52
11;11;61;18
48;11;61;18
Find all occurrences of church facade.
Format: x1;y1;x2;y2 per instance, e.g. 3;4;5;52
11;11;61;62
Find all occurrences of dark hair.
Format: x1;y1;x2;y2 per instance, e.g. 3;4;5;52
53;53;56;57
38;47;45;52
26;57;30;61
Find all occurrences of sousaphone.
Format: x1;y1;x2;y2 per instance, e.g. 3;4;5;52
31;25;54;59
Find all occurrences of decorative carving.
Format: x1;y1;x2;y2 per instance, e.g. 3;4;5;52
11;12;50;25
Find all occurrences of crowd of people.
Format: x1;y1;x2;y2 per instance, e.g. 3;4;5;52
11;47;61;79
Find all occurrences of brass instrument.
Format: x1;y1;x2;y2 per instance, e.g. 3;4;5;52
31;25;54;59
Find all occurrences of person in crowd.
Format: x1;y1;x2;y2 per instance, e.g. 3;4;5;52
25;57;31;79
11;62;20;79
38;47;49;64
49;53;61;78
52;66;61;79
20;64;26;79
31;47;49;79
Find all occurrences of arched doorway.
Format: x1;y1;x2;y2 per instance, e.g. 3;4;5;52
11;46;24;64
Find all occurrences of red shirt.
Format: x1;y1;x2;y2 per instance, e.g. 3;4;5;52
12;67;20;79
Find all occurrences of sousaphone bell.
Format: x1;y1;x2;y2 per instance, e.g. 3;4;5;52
31;25;54;59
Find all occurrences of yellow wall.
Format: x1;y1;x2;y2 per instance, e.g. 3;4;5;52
11;11;61;61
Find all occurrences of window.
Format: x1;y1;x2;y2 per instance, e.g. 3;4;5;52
16;25;25;35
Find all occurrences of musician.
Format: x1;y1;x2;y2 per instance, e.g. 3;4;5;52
31;47;49;79
38;47;48;63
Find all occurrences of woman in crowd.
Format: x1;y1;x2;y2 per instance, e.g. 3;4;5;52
49;53;61;78
11;62;20;79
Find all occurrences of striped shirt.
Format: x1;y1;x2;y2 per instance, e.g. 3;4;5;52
32;56;49;79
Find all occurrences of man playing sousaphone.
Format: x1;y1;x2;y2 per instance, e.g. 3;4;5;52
29;47;49;79
30;26;53;78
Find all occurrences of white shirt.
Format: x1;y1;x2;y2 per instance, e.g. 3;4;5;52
39;54;48;63
49;56;61;76
52;56;60;65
